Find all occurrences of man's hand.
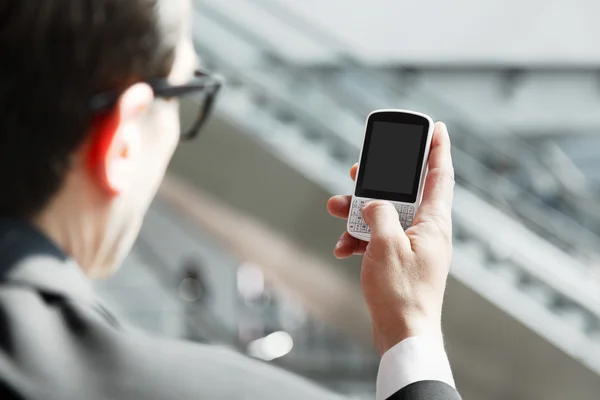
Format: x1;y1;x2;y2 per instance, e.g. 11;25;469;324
327;122;455;355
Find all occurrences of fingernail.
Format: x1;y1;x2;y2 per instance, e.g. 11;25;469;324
362;202;370;213
335;239;343;250
361;203;371;222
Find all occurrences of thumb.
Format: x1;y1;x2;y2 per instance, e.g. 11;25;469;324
362;201;405;242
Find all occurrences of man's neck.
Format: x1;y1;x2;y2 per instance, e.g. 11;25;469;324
31;176;113;279
33;210;95;277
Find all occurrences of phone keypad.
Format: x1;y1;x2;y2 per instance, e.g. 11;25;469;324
348;200;415;235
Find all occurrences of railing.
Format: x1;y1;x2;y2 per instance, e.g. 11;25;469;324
322;75;600;262
192;0;600;267
247;0;600;202
189;3;600;374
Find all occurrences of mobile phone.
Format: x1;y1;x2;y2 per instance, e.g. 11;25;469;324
347;109;434;241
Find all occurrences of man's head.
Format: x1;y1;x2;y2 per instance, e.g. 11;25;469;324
0;0;198;276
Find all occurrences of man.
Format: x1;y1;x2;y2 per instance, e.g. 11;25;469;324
0;1;459;399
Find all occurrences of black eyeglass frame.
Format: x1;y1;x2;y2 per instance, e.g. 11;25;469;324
89;68;224;140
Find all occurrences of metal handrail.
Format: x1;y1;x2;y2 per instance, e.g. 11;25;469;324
249;0;599;195
188;13;600;375
208;60;600;336
192;0;600;262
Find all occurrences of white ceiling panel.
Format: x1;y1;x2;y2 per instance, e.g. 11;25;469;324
240;0;600;66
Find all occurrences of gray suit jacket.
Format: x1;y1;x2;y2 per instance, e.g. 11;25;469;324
0;218;460;400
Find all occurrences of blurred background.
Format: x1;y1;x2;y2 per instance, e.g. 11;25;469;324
94;0;600;399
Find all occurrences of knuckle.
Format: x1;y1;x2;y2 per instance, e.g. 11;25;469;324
371;233;398;249
421;214;453;244
368;235;404;262
429;167;455;186
438;221;453;247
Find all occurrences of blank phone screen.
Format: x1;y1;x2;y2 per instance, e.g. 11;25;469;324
360;121;425;196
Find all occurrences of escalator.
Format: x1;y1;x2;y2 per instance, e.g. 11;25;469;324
193;0;600;268
152;2;600;398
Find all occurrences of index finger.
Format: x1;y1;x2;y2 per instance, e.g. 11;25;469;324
416;122;455;222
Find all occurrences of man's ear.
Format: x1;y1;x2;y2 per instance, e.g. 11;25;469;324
88;83;154;196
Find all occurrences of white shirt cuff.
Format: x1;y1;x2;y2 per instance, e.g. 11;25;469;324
376;336;455;400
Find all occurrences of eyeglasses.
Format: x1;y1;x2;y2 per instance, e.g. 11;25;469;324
90;68;224;140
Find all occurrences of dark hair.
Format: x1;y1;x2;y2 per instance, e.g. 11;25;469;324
0;0;180;218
